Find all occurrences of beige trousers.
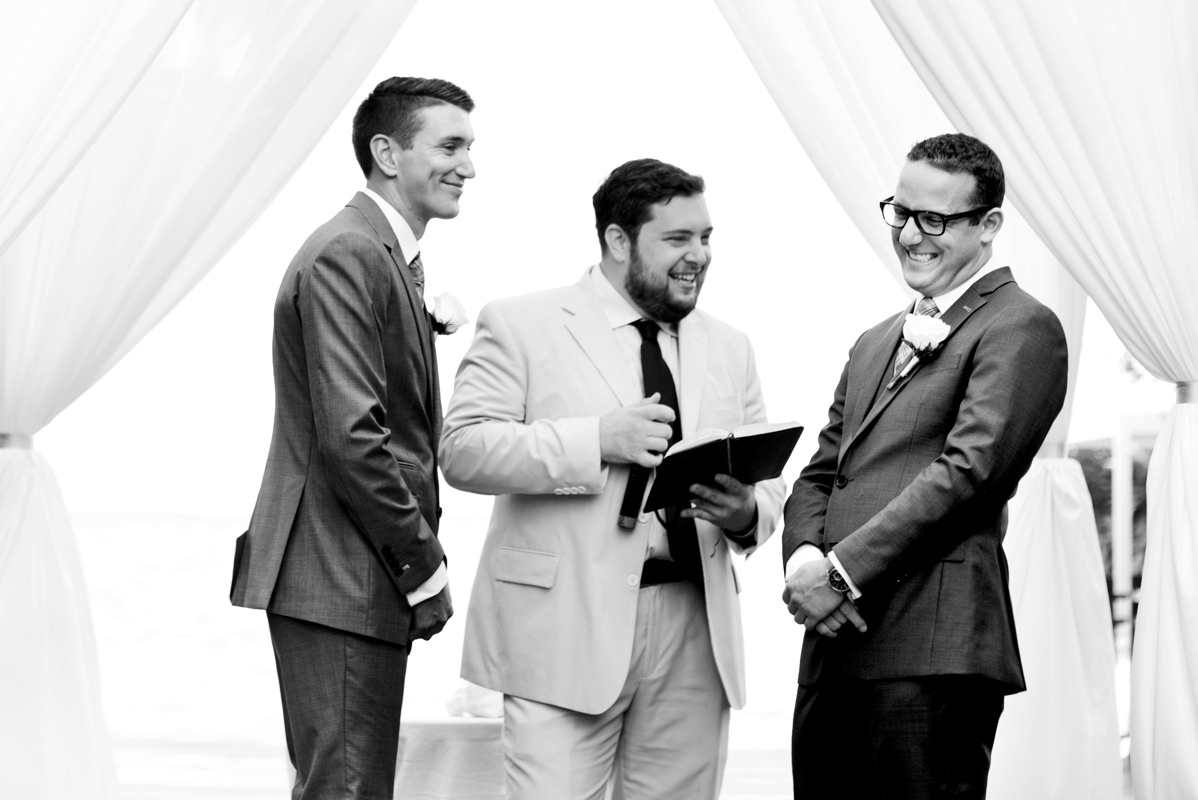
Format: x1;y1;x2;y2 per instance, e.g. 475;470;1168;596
503;581;731;800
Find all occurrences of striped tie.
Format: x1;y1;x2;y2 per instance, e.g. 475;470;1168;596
408;253;425;301
893;296;939;377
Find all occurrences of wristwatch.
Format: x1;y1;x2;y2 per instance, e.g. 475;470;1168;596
827;561;851;594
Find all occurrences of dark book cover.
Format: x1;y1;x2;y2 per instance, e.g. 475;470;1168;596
643;422;803;512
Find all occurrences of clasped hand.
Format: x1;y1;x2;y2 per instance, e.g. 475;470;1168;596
410;584;453;641
782;559;867;639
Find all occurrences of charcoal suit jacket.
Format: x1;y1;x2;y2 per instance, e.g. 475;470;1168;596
782;267;1067;692
230;192;444;645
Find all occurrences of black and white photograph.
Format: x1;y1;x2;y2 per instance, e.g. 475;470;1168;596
1;1;1193;798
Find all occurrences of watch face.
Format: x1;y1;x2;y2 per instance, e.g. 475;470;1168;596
828;567;849;594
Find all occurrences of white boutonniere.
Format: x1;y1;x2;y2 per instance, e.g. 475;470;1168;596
432;292;470;335
888;314;951;388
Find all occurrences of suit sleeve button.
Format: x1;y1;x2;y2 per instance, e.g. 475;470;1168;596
627;574;639;586
835;475;848;488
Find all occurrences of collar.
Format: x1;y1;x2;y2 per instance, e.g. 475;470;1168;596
922;260;1004;315
361;186;420;264
589;265;678;338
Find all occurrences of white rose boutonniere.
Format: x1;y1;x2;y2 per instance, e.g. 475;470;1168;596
432;292;470;335
888;314;951;388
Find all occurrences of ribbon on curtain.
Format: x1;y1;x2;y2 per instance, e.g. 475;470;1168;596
714;2;1120;796
0;1;417;796
872;2;1198;795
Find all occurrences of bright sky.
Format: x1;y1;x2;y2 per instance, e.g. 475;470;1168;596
37;0;1174;516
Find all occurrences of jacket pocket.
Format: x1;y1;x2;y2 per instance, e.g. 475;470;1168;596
494;547;560;589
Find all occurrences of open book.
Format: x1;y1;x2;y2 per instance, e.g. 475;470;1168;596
642;421;803;513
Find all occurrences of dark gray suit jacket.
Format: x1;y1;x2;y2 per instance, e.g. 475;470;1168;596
230;193;444;645
782;267;1067;692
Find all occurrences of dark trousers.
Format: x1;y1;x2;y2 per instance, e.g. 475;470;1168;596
268;612;409;800
791;673;1004;800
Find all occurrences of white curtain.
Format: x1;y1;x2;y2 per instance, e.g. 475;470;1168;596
872;1;1198;795
715;2;1120;795
0;1;417;795
0;0;192;257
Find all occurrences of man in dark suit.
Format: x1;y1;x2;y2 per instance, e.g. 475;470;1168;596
229;77;475;799
782;133;1068;798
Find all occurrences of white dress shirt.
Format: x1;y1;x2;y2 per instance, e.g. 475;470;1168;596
360;187;447;606
590;266;681;560
785;261;1005;596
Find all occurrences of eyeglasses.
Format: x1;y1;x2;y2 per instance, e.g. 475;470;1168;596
879;196;991;236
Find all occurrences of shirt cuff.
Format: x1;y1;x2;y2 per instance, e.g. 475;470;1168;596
406;562;448;606
827;551;863;600
785;543;825;579
723;507;759;552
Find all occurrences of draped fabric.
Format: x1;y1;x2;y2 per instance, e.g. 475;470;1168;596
872;2;1198;794
0;0;192;257
0;1;417;794
715;2;1119;794
997;460;1123;798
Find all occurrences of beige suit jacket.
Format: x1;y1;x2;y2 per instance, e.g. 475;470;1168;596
440;268;785;713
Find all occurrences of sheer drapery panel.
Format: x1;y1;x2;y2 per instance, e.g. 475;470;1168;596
714;2;1119;795
872;2;1198;794
0;0;191;257
0;1;417;795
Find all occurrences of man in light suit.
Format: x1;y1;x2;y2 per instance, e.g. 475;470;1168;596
440;159;785;800
229;77;475;799
782;133;1068;798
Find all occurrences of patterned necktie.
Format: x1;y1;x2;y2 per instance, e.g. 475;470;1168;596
632;319;701;578
893;296;939;377
408;253;425;301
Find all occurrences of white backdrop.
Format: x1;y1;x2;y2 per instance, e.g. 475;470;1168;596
11;0;1181;794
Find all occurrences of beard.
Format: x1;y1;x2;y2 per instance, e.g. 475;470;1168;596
623;246;699;324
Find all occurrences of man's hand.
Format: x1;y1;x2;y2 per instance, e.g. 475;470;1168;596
683;474;756;532
807;597;866;638
599;393;676;467
410;584;453;642
782;558;867;636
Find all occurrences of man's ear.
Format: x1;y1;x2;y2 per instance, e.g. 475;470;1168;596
979;207;1004;243
604;224;631;262
369;134;401;179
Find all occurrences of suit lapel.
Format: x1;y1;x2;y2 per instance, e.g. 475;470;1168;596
837;268;1014;468
347;192;437;408
677;313;708;440
562;274;641;407
845;311;906;440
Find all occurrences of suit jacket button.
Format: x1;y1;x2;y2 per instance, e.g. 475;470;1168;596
835;475;848;488
638;512;651;524
627;574;639;587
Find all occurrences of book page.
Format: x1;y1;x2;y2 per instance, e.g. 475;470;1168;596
665;428;729;456
731;420;802;438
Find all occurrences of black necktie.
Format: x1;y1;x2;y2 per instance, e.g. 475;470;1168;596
631;319;701;578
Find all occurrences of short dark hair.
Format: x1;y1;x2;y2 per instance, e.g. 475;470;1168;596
352;77;474;179
592;159;706;254
907;133;1005;212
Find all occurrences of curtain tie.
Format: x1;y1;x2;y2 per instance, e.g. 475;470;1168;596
0;433;32;449
1178;382;1197;404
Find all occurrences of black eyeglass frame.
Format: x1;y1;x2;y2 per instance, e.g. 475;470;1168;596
879;196;993;237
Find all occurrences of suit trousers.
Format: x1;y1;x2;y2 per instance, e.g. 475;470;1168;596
503;581;730;800
268;612;409;800
791;672;1004;800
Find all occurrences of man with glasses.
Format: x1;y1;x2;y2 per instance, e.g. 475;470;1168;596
781;133;1068;798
